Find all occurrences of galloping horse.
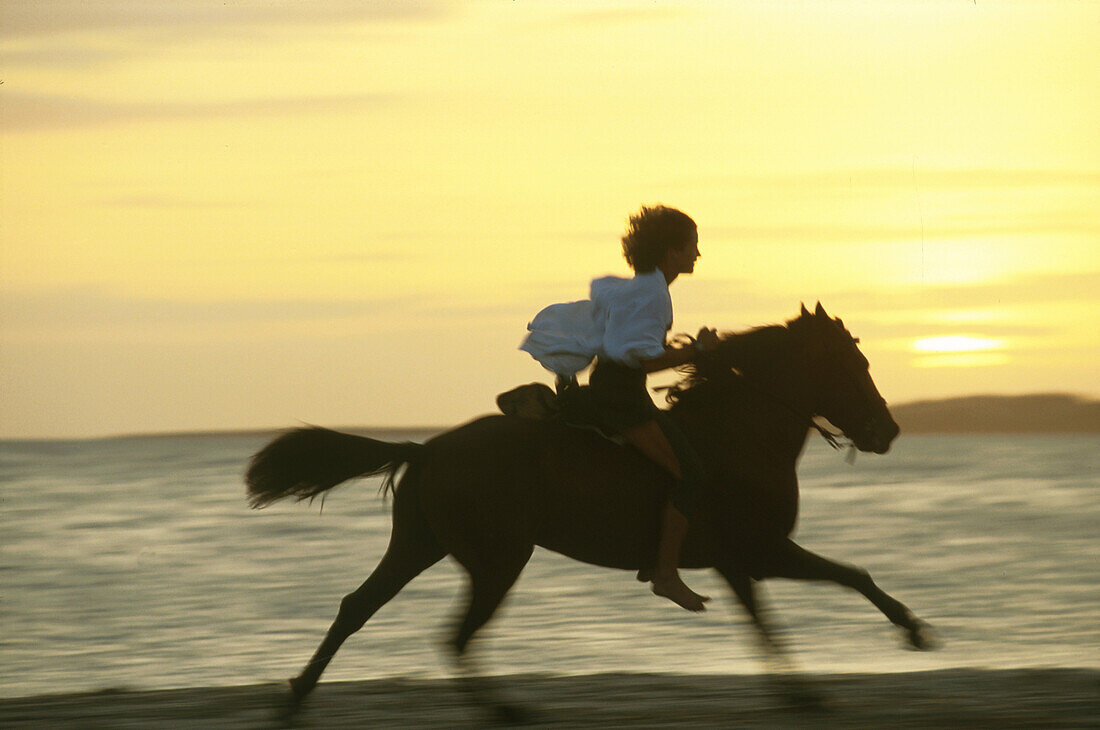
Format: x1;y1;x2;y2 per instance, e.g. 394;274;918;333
246;303;933;719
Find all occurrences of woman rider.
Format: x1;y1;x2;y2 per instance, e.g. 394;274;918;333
521;205;717;612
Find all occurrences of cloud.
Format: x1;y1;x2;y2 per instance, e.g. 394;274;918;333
673;271;1100;333
669;280;807;325
826;271;1100;312
844;320;1055;341
0;91;396;131
0;45;123;67
685;169;1100;193
0;1;453;39
708;215;1099;244
559;7;692;26
0;1;458;71
699;169;1100;243
687;271;1100;309
0;286;414;332
0;285;537;338
95;195;255;210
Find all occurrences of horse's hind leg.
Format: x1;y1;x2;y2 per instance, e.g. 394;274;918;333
287;545;442;701
449;543;534;723
764;539;935;650
288;491;446;704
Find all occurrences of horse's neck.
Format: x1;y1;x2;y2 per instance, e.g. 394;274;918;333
667;327;820;464
674;367;813;466
726;325;815;410
743;372;814;458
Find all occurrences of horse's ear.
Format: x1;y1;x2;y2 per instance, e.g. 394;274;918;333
801;302;811;318
815;301;828;318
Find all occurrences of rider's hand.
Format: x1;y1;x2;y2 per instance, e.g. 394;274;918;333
695;327;720;352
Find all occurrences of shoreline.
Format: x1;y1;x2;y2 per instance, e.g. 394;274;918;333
3;669;1097;728
3;392;1099;441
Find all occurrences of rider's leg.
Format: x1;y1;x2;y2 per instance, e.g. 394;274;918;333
654;502;707;611
620;419;709;612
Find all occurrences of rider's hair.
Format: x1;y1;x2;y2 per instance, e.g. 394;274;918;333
621;205;697;273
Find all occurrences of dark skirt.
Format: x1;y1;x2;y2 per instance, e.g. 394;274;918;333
574;358;707;520
587;358;660;435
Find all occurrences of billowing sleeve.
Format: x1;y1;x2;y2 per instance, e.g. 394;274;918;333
600;286;672;368
519;299;601;376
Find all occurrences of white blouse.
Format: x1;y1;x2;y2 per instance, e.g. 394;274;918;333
520;271;672;376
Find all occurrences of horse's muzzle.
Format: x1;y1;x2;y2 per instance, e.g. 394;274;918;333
856;413;900;454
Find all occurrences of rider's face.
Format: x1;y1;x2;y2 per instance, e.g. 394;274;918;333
669;230;701;275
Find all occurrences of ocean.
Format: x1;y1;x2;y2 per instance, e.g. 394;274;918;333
1;428;1097;699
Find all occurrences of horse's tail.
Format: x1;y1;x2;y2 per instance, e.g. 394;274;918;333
246;426;424;509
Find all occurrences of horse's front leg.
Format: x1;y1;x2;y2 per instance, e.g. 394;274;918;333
715;566;785;662
715;565;822;707
763;539;936;651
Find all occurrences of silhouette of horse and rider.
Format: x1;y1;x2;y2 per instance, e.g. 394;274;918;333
246;206;933;721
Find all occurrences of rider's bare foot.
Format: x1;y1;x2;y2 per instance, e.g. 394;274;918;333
651;572;709;612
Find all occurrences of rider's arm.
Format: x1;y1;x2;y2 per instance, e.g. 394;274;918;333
637;345;698;374
638;327;719;374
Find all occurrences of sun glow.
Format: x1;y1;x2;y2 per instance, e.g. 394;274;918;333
911;335;1011;369
912;352;1012;369
912;336;1006;353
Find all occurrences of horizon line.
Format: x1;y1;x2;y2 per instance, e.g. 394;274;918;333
2;391;1097;442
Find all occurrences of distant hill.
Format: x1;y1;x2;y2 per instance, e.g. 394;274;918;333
17;396;1098;441
891;394;1100;434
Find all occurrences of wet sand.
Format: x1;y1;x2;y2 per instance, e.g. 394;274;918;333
2;669;1097;728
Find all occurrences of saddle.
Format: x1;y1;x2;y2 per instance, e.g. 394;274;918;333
495;382;560;420
495;382;625;443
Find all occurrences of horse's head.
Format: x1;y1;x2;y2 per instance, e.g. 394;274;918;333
795;302;899;454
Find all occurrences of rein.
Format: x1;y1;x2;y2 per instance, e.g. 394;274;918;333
727;369;857;460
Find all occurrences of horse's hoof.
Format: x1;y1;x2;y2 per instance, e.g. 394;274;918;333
265;680;305;726
492;701;536;725
784;683;826;710
905;620;939;651
770;675;826;711
282;678;309;713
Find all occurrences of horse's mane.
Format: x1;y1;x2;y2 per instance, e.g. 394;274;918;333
664;322;794;405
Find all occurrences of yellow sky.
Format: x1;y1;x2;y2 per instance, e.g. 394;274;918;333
2;0;1098;438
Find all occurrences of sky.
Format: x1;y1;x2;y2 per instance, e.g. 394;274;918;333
1;0;1097;439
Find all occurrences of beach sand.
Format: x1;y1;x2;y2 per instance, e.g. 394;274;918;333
2;669;1096;728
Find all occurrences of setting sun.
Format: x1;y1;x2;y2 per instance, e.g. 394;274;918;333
912;336;1006;354
911;335;1011;369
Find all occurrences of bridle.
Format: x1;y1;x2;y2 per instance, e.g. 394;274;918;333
678;328;861;460
726;367;857;459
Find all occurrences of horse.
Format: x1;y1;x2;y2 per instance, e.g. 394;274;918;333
246;302;934;721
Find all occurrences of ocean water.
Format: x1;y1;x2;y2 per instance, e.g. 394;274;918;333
1;428;1097;698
